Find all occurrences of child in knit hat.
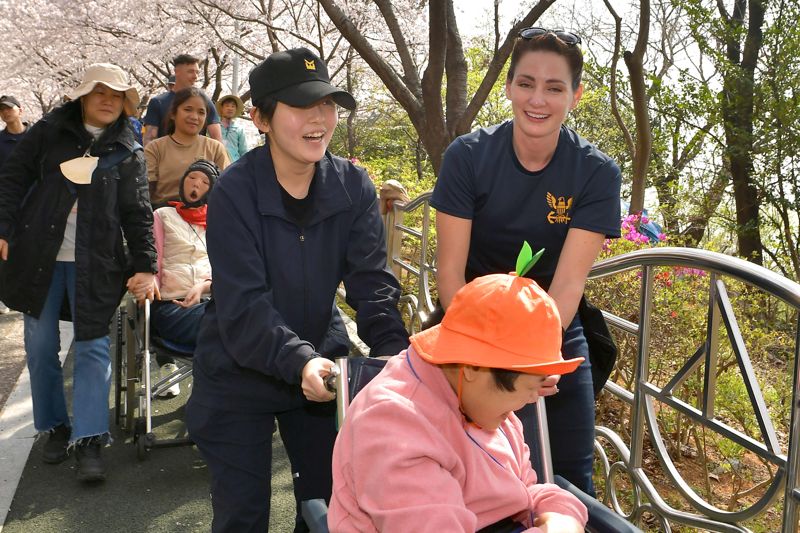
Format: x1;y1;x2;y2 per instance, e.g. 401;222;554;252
148;159;218;396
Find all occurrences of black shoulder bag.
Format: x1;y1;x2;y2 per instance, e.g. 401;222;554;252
578;295;618;398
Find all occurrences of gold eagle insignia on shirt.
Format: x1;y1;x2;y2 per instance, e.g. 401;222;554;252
546;192;572;224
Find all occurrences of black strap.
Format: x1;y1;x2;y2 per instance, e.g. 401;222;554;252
476;516;526;533
97;142;142;169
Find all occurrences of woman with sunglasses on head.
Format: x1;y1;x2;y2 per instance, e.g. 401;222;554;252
185;48;409;532
0;64;157;482
432;29;622;496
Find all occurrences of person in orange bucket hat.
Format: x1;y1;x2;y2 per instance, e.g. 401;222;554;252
329;245;587;532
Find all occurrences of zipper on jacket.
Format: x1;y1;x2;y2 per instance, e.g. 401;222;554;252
300;228;309;335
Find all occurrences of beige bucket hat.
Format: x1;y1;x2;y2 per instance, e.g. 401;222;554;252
66;63;140;117
215;94;244;117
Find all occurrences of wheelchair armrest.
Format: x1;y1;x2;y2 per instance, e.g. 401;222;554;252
554;475;642;533
300;498;330;533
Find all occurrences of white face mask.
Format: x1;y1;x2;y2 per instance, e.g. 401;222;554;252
59;154;99;185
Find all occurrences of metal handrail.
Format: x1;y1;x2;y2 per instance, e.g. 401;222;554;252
590;247;800;307
586;248;800;532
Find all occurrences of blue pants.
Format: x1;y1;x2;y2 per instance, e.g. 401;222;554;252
23;262;111;443
150;299;207;366
150;299;208;347
186;398;337;533
518;315;595;496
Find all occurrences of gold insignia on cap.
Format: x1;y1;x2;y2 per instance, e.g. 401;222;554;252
304;59;316;71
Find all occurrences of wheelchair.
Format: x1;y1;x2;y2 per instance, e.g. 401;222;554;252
114;297;194;460
300;355;642;533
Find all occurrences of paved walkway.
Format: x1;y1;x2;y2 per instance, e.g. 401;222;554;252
0;314;298;532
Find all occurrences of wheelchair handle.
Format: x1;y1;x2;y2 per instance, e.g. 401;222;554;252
324;373;337;393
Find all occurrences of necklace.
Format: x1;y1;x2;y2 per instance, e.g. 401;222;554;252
186;220;207;250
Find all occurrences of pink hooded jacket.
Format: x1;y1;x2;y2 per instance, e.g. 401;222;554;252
328;348;588;532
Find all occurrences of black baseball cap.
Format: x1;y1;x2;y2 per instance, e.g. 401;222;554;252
249;48;356;110
0;95;21;109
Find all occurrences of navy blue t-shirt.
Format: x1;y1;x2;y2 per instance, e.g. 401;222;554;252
432;121;621;286
143;90;220;138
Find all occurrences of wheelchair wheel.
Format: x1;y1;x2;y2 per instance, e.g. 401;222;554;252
113;306;125;427
137;432;156;461
123;299;140;433
136;432;147;461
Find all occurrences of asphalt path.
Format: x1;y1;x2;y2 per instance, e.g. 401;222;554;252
0;314;299;532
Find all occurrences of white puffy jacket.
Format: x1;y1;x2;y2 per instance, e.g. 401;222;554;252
154;207;212;300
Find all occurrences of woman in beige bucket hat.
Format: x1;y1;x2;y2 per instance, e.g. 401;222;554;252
0;63;157;483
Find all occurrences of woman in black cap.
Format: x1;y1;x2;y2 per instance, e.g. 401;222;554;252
185;48;409;532
148;159;218;397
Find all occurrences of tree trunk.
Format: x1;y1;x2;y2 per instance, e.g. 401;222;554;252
719;0;767;265
318;0;556;176
681;171;728;246
623;0;652;215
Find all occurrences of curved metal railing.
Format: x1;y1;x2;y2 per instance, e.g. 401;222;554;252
383;191;436;333
374;191;800;532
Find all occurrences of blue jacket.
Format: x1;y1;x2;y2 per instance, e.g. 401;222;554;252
191;145;410;412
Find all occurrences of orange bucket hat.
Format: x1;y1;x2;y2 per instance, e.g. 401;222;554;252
411;251;584;375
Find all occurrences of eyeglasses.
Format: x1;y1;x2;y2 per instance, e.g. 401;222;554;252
518;27;582;46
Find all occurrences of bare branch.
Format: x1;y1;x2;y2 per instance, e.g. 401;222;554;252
456;0;557;134
318;0;423;115
603;0;635;159
374;0;422;97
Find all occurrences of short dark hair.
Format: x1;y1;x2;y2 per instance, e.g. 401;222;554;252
251;95;279;144
506;33;583;91
252;95;278;122
173;54;200;67
442;363;523;392
490;367;522;392
166;87;210;134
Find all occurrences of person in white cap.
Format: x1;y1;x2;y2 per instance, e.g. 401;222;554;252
0;63;158;483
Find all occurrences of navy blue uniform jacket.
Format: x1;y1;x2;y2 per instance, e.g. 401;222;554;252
191;145;410;412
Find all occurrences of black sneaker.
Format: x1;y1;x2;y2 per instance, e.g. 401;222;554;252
42;424;71;464
75;438;107;482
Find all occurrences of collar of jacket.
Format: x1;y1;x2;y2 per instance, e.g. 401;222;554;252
48;103;139;155
254;144;352;226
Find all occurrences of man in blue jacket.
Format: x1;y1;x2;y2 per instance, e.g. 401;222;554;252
185;48;410;533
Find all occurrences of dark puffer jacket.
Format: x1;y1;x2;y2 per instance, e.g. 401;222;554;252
0;101;157;340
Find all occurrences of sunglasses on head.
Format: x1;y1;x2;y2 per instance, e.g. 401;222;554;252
518;27;582;46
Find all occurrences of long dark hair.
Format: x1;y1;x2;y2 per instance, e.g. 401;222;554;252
166;87;211;135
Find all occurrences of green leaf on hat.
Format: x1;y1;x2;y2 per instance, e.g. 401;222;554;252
515;241;544;277
515;241;532;276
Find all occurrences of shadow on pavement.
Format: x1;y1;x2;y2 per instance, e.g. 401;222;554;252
3;332;297;532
